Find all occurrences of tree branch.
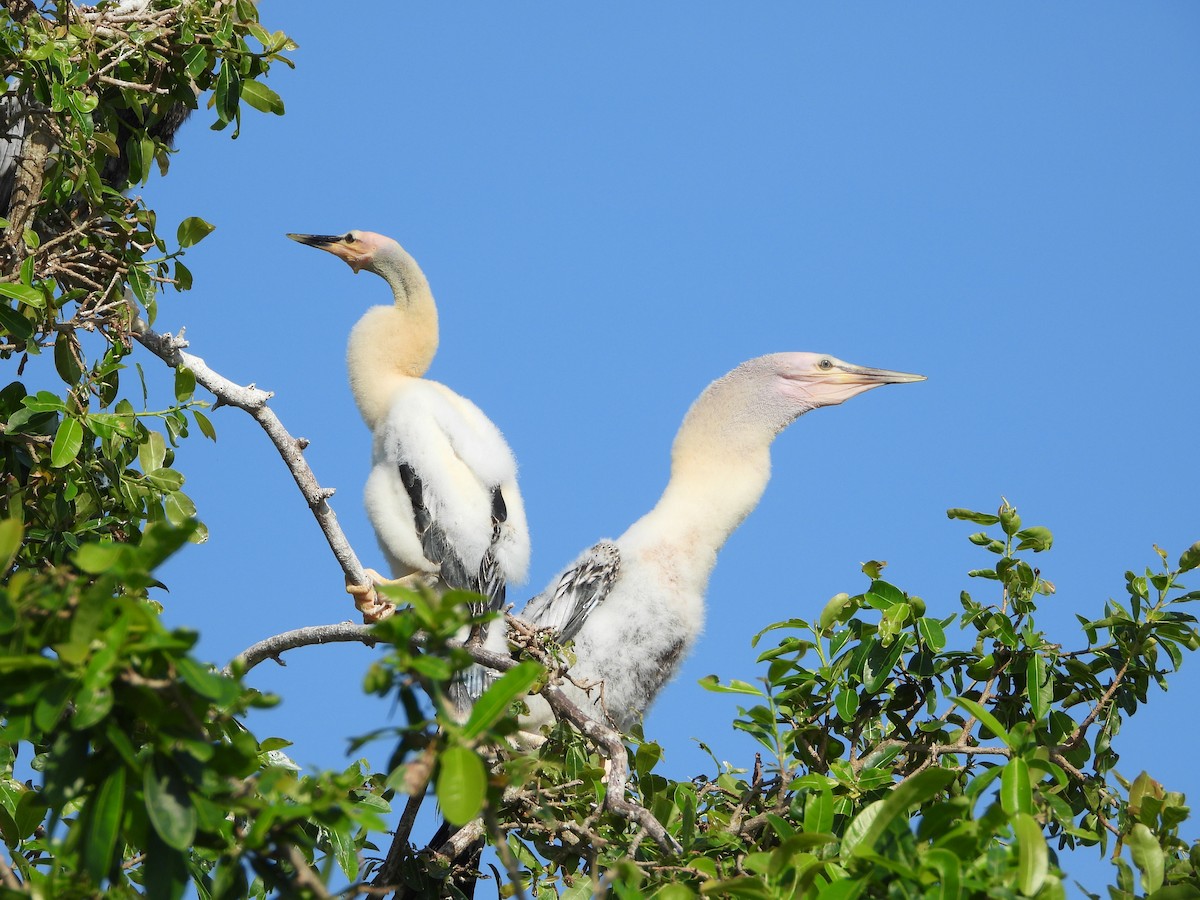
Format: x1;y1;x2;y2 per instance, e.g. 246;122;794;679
1061;657;1131;751
0;102;52;271
231;622;377;673
131;320;392;620
465;644;682;856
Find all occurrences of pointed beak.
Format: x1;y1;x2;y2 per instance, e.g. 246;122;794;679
286;232;366;272
831;364;926;385
287;233;342;249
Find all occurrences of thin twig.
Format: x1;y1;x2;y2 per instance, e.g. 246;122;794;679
284;845;332;899
1061;658;1132;751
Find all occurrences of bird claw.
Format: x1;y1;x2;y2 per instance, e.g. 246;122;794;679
346;568;397;623
346;568;438;623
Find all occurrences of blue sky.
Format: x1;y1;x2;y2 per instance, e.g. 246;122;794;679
131;4;1200;893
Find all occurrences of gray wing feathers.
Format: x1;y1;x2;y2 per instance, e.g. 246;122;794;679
398;462;509;613
399;462;512;711
522;541;621;641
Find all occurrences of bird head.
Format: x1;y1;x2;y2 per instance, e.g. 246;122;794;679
286;230;397;274
771;352;926;409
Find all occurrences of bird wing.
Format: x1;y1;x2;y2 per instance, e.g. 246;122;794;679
397;460;509;614
521;541;621;641
374;380;527;612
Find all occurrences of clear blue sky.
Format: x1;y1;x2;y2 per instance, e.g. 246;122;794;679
136;4;1199;894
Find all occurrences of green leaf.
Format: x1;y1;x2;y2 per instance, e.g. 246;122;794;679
183;45;210;79
1127;822;1165;894
951;695;1014;748
0;804;17;846
0;517;23;573
654;886;696;900
861;559;887;578
1000;758;1033;816
844;768;956;857
436;746;487;826
922;848;962;900
143;760;197;851
1015;526;1054;552
835;689;859;721
13;789;48;840
50;416;84;468
239;79;285;115
0;303;33;340
1027;653;1051;723
1178;541;1200;573
174;365;196;402
164;491;197;526
815;881;866;900
462;660;543;740
1013;812;1048;896
84;767;126;882
819;592;855;629
24;391;67;413
917;616;946;651
699;877;773;898
698;675;765;696
328;822;359;882
75;542;126;578
193;409;217;441
174;259;193;291
0;281;44;308
54;332;83;385
946;508;1000;525
176;217;216;248
128;265;152;306
139;431;167;473
145;467;185;491
802;781;834;835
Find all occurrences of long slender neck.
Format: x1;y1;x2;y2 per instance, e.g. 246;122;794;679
346;248;439;430
620;364;810;584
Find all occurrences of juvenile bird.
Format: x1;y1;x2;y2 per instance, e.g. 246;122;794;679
519;352;924;732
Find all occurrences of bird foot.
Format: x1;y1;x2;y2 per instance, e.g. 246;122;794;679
345;569;435;623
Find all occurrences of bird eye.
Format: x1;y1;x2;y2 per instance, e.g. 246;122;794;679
818;358;833;370
344;232;355;243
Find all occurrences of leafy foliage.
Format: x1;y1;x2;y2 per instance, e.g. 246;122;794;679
451;504;1199;899
2;3;1199;899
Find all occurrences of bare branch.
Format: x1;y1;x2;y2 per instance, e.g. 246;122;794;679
1062;657;1131;751
373;744;439;891
465;644;682;856
131;320;390;620
231;622;377;673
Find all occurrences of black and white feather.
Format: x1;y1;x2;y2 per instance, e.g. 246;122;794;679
364;378;529;710
521;540;620;641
